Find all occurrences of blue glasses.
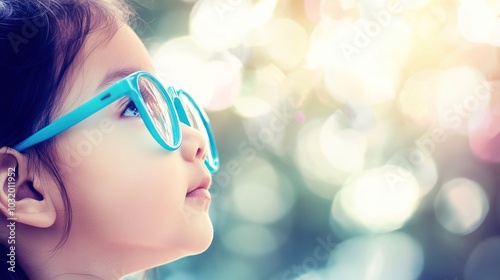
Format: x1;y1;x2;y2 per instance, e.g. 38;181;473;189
13;71;220;173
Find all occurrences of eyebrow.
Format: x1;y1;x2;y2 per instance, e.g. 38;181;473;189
96;66;142;92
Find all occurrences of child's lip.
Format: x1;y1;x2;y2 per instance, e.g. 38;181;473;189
186;173;211;195
186;187;211;200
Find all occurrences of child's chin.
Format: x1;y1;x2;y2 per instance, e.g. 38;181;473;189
194;223;214;253
187;224;214;255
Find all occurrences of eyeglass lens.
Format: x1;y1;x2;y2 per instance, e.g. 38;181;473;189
138;76;215;167
180;94;214;165
138;76;175;146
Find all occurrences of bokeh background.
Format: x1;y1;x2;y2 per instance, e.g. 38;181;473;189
124;0;500;279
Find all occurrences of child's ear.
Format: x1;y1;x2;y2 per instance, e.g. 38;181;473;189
0;147;57;228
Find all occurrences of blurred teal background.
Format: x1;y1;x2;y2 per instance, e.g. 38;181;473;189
125;0;500;279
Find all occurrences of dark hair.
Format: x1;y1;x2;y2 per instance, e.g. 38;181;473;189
0;0;131;278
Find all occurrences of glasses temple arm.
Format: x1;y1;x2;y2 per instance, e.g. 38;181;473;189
13;90;122;151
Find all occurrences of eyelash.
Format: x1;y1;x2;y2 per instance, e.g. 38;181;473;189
120;87;149;118
121;100;141;118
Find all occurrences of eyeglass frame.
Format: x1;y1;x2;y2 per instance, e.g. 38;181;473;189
12;71;220;173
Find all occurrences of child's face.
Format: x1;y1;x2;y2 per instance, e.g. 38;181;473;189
51;24;213;269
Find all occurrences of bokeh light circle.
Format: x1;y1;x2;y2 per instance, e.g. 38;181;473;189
327;232;424;280
232;157;296;224
464;237;500;280
251;19;309;70
339;165;421;233
435;67;490;134
434;178;489;235
457;0;500;45
388;149;438;196
220;224;279;257
295;120;348;198
152;36;243;110
320;112;367;173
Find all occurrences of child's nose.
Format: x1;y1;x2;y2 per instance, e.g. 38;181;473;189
179;124;207;163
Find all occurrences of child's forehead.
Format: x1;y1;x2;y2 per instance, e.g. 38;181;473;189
54;24;155;116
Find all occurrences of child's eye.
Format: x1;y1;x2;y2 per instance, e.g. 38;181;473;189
122;101;141;117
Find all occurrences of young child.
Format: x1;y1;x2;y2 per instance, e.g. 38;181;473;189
0;0;219;279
